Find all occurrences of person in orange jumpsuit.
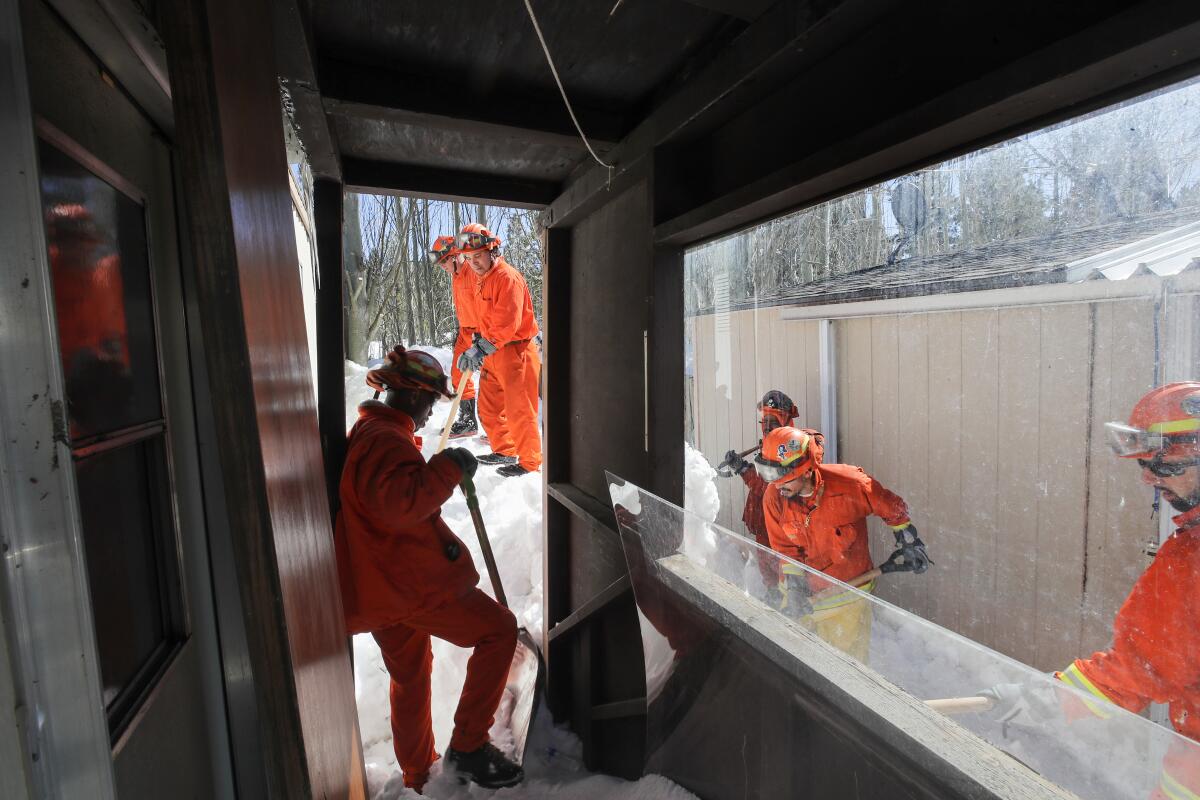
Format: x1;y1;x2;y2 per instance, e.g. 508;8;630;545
334;345;523;792
430;235;480;439
756;426;930;659
1007;381;1200;800
455;223;542;478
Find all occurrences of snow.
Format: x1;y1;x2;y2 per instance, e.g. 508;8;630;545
345;358;696;800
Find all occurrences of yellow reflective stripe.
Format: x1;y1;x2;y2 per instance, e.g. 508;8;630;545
812;580;875;611
1162;770;1200;800
1057;663;1114;719
1150;418;1200;435
781;562;808;577
889;522;911;531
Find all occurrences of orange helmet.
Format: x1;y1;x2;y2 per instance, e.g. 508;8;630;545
1106;382;1200;458
758;389;798;435
457;222;501;253
430;235;458;265
755;426;824;484
366;345;454;398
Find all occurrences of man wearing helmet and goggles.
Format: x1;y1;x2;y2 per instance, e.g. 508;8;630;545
430;235;480;439
1038;382;1200;799
757;426;929;660
455;223;542;478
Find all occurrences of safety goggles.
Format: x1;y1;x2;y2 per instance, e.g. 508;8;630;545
1137;455;1200;478
1106;422;1199;457
753;454;811;483
429;244;456;264
457;231;496;251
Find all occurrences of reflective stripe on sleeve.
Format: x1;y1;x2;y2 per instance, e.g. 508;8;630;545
1161;770;1200;800
812;580;876;611
1056;662;1115;719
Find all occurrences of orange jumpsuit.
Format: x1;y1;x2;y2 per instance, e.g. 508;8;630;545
335;401;516;789
475;257;542;471
740;469;777;586
762;464;910;659
1057;505;1200;800
450;264;479;401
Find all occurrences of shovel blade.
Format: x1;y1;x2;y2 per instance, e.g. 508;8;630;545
489;627;542;765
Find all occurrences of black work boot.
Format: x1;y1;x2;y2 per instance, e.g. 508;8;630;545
444;742;524;789
497;463;531;478
477;452;518;466
449;398;478;439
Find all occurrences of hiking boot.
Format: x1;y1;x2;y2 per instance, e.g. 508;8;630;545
497;463;531;478
444;742;524;789
448;399;478;439
477;452;518;466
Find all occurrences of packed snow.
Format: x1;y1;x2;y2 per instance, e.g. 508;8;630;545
344;357;698;800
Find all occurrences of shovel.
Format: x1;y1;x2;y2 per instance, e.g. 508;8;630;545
461;475;542;764
436;370;475;454
715;443;761;477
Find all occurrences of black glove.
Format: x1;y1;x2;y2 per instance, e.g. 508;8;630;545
890;523;932;574
442;447;478;479
718;449;751;477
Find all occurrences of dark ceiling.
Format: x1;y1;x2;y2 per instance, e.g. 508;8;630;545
283;0;773;190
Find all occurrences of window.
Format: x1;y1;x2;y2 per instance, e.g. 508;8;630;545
39;130;186;739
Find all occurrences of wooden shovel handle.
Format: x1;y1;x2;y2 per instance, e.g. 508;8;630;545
811;567;882;602
436;369;474;454
925;696;995;715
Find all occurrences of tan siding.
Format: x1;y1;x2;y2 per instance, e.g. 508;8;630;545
894;313;932;619
925;312;964;635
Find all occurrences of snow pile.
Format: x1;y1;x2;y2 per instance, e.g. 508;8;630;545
346;358;696;800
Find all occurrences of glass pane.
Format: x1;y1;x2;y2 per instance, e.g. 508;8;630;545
75;438;172;719
40;138;162;440
609;474;1200;800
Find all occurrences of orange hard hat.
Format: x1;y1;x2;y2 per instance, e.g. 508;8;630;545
366;345;454;398
1106;382;1200;458
430;235;458;265
755;426;824;484
457;222;501;253
758;389;798;434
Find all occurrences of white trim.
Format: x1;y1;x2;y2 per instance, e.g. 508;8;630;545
818;319;838;463
780;272;1200;321
0;2;116;796
1064;219;1200;282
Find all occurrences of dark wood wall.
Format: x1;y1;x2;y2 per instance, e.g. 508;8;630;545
161;1;366;797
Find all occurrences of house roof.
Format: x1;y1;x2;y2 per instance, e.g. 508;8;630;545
713;206;1200;314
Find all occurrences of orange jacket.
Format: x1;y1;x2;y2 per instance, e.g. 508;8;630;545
740;469;769;546
334;402;479;633
452;263;479;329
1059;505;1200;744
762;463;910;584
475;257;537;347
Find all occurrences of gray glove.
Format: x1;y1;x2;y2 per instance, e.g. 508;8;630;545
456;335;497;373
719;449;751;477
778;572;813;619
977;681;1061;738
891;523;932;574
442;447;478;479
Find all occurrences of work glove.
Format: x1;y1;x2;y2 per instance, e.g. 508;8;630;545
456;336;497;373
977;680;1062;738
441;447;478;479
717;449;751;478
777;572;813;619
890;523;932;574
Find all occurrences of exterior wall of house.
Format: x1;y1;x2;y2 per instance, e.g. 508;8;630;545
689;295;1174;671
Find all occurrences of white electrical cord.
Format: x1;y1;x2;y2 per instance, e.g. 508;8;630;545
522;0;616;183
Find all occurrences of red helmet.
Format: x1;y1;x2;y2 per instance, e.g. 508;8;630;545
755;426;824;484
1106;382;1200;459
457;222;501;253
366;346;454;398
758;389;798;435
430;235;458;265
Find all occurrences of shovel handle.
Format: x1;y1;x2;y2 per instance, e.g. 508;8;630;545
811;567;882;602
461;476;509;608
925;696;995;715
436;370;474;454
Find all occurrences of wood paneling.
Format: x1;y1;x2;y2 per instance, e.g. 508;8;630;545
162;0;365;796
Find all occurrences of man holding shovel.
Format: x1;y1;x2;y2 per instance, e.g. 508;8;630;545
756;426;930;660
334;345;524;792
430;235;479;439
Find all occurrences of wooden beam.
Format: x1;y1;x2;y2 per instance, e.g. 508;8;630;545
674;0;773;21
274;0;341;179
319;57;627;147
547;575;632;644
342;157;557;209
314;179;345;518
590;697;646;721
546;482;618;538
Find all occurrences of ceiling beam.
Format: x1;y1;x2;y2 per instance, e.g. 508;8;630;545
323;98;617;153
319;57;627;151
673;0;774;22
342;158;558;209
274;0;341;179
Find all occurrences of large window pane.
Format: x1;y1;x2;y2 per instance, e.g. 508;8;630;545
40;139;162;441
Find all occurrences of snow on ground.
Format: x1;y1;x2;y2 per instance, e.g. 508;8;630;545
345;358;697;800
